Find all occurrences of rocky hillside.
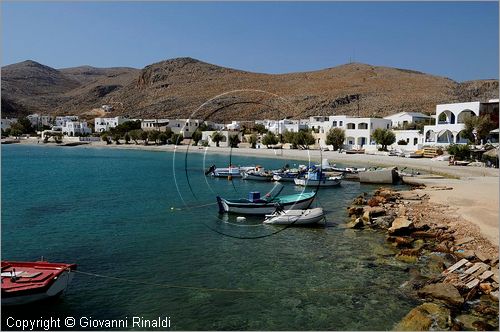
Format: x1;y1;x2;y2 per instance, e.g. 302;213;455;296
2;58;498;121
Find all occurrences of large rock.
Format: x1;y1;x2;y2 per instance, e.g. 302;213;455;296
394;302;451;331
347;206;364;217
388;217;414;235
372;215;394;229
346;218;364;229
417;283;464;307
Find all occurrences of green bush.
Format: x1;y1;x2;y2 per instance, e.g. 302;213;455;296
447;144;471;161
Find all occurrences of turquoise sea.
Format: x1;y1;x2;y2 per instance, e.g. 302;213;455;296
2;145;417;330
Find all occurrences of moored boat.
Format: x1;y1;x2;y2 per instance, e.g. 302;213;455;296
1;260;77;306
263;207;325;225
242;171;273;181
217;191;316;215
212;166;242;177
294;171;342;187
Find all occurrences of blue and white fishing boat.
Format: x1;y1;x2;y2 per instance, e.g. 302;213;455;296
294;170;342;187
217;191;316;215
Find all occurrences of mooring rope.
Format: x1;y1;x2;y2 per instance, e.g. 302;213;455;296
74;270;394;294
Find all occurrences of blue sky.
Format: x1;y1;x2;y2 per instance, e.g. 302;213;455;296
2;1;498;81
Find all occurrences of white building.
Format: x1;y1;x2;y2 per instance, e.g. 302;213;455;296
391;130;424;150
201;130;242;147
61;121;91;136
225;121;241;131
95;116;128;133
260;119;307;134
383;112;432;128
423;99;499;145
27;114;54;128
141;119;204;138
55;116;79;127
310;115;391;150
1;118;17;131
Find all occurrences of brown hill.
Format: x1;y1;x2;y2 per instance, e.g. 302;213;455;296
1;57;498;121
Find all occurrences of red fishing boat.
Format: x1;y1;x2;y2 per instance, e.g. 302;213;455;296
1;260;77;306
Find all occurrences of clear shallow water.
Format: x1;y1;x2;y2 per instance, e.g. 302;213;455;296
2;145;417;330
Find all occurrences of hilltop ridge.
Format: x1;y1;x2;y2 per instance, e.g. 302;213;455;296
2;57;498;121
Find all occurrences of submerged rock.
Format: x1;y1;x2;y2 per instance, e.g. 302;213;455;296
372;215;394;229
394;302;451;331
417;283;464;307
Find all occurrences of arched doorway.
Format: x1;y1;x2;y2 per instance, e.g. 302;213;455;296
437;130;454;143
457;110;476;124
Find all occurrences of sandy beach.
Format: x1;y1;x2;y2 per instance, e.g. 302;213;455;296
13;139;500;246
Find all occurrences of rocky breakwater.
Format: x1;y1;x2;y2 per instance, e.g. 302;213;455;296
346;187;499;331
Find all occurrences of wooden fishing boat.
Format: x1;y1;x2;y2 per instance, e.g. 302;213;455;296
294;171;342;187
217;191;316;215
1;260;77;306
263;207;324;225
242;171;273;181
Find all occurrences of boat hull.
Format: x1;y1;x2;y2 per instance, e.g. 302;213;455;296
294;178;341;187
217;193;316;215
2;271;75;306
1;261;77;306
242;173;272;181
264;208;324;225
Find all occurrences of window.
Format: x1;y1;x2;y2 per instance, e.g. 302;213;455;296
332;121;337;127
414;138;418;145
346;123;355;129
387;124;390;129
339;121;343;126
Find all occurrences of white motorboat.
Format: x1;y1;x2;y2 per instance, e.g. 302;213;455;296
213;167;242;177
264;208;325;225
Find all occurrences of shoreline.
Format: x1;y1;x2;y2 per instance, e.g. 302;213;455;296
7;140;500;247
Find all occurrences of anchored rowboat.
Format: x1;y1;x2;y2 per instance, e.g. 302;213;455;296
1;260;77;306
217;191;316;215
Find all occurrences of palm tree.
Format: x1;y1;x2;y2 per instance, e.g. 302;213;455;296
211;131;224;147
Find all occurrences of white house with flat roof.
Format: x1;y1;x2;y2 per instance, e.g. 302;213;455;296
383;112;432;128
27;114;54;128
95;116;128;132
391;130;424;150
141;118;203;138
260;119;307;134
61;121;91;136
423;100;499;145
55;116;79;127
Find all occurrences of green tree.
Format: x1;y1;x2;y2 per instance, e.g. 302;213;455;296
148;130;160;145
283;131;297;149
9;123;24;137
463;115;495;144
447;144;471;161
158;132;168;145
295;130;316;149
112;134;121;145
228;134;241;148
248;134;258;148
101;134;111;145
17;117;34;134
124;133;131;144
171;133;183;145
262;132;279;148
372;128;396;151
211;131;224;147
191;130;202;146
140;130;149;145
253;123;268;134
128;129;141;144
326;128;345;151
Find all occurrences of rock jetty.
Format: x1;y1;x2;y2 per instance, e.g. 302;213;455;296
346;187;499;331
